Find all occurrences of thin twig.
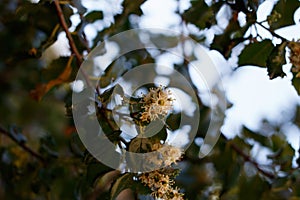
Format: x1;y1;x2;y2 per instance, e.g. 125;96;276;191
221;133;275;179
229;142;275;178
53;0;82;63
53;0;94;89
256;22;287;42
53;0;83;63
0;126;45;164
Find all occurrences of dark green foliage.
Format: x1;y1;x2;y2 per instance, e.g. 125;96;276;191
238;40;274;67
1;0;300;199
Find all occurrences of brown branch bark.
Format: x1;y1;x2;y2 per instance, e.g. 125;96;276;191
0;126;45;164
53;0;83;64
53;0;93;89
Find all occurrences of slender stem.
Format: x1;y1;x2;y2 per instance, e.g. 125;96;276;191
221;134;275;179
53;0;94;89
0;126;45;164
53;0;83;63
256;22;287;42
229;141;275;179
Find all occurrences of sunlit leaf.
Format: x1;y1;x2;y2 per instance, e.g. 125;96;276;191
30;57;75;101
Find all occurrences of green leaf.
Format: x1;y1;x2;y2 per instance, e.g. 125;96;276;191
266;41;287;79
242;126;271;147
86;162;113;186
110;173;133;200
110;173;150;200
99;57;128;88
267;0;300;30
292;72;300;95
239;174;269;200
100;84;124;106
166;113;181;131
128;138;152;153
268;134;295;171
183;0;222;30
238;40;274;67
39;134;58;159
85;11;103;23
149;33;179;49
96;108;121;143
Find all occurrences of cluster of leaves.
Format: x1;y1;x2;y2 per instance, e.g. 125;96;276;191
1;0;300;199
185;0;300;89
180;123;300;200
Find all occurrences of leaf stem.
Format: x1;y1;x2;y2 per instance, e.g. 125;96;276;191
0;126;46;164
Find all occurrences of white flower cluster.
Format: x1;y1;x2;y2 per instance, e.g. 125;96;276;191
140;86;173;123
139;170;184;200
147;143;183;167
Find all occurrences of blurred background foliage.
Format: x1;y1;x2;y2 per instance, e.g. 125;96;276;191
1;0;300;199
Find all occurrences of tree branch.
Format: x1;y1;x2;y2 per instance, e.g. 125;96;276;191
256;22;287;42
53;0;83;64
53;0;93;89
0;126;45;164
221;133;275;179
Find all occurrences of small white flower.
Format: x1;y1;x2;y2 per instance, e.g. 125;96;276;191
140;86;173;123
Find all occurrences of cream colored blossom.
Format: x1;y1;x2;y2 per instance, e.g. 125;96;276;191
145;143;183;168
288;40;300;76
139;170;184;200
140;86;173;123
157;144;183;166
